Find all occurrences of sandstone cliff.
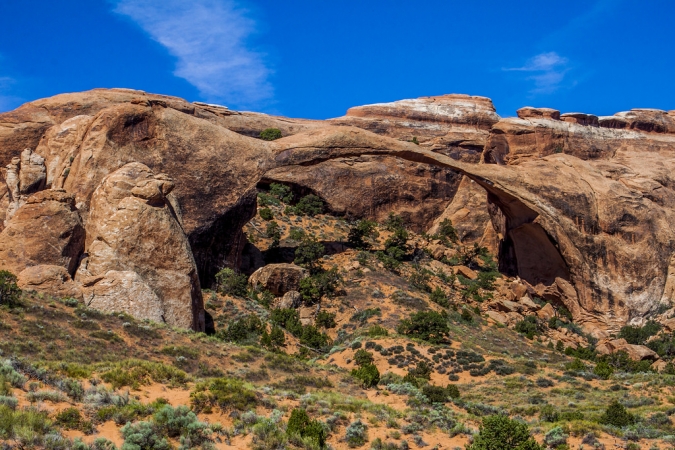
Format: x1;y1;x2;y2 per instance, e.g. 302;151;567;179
1;88;674;334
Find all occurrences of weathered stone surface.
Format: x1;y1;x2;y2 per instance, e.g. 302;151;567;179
493;299;521;314
597;338;660;361
249;263;308;296
537;303;556;321
517;107;560;120
17;265;81;299
0;189;83;275
278;290;302;309
519;295;539;311
455;265;478;280
485;310;509;325
560;112;599;127
76;163;204;330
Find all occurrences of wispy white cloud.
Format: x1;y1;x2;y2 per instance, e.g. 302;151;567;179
503;52;572;94
113;0;272;109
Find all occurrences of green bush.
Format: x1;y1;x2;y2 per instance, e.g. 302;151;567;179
259;207;273;221
121;420;170;450
294;237;325;272
315;310;336;329
269;183;293;203
429;287;449;308
299;267;341;304
100;360;189;390
265;221;281;247
397;310;450;344
0;271;21;308
218;314;265;344
287;408;326;448
421;385;450;404
351;364;380;388
540;404;559;422
153;404;211;445
544;426;568;448
366;325;388;337
599;350;653;373
345;419;368;447
260;325;286;351
190;377;257;413
599;400;635;427
347;219;379;250
260;128;283;141
515;316;539;340
55;407;83;430
299;325;331;353
593;361;614;380
467;415;543;450
383;213;404;231
294;194;324;217
446;384;460;399
0;405;53;447
436;218;458;245
618;320;661;345
215;268;248;297
354;349;374;367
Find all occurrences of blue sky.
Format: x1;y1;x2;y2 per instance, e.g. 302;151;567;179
0;0;673;118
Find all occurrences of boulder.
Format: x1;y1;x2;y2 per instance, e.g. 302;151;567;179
278;290;302;309
0;189;84;275
17;265;81;299
493;300;521;314
517;107;560;120
249;263;309;296
455;265;478;280
652;360;669;372
560;112;599;127
597;338;660;361
485;310;509;325
76;163;204;330
537;303;556;321
519;295;539;311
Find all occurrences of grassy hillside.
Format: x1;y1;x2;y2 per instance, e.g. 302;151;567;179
0;186;674;449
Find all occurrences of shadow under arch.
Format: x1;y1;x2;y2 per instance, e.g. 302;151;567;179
268;143;571;287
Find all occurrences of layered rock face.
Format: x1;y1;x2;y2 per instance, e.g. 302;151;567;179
1;87;674;336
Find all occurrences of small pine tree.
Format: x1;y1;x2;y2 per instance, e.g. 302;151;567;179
0;271;21;307
467;415;543;450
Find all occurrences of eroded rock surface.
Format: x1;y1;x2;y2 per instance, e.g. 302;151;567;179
249;263;308;296
76;162;204;330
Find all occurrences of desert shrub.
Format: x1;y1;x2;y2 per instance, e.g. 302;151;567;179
435;218;458;245
446;384;460;399
367;325;388;337
55;407;85;430
408;269;431;293
599;400;635;427
294;194;324;217
100;360;189;390
218;314;265;344
260;128;282;141
299;325;331;351
467;415;543;450
259;207;273;221
347;219;379;250
0;405;53;447
121;420;170;450
287;408;326;448
315;310;336;329
271;308;304;336
383;227;408;261
215;268;248;297
429;287;449;308
599;351;653;373
299;267;341;304
0;271;21;308
0;396;18;410
593;361;614;380
397;310;450;344
153;404;212;445
565;358;588;373
350;308;381;324
515;316;539;340
345;419;368;447
354;349;375;367
564;345;597;361
646;333;675;359
544;426;568;448
190;377;257;413
252;416;286;450
258;191;279;207
260;325;286;351
0;360;26;389
535;377;555;388
421;385;450;404
540;404;559;422
265;221;281;247
375;251;401;272
294;237;325;272
351;364;380;388
269;183;293;203
618;320;662;345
